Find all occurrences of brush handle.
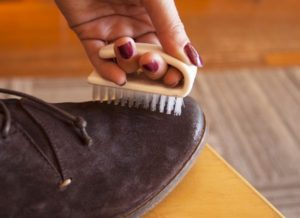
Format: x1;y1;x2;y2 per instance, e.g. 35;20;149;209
88;43;198;97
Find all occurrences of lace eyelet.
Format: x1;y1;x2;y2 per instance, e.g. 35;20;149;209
59;178;72;190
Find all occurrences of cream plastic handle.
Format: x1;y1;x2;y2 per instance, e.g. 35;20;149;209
88;43;198;97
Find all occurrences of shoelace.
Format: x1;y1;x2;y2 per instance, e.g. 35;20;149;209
0;88;93;189
0;88;92;146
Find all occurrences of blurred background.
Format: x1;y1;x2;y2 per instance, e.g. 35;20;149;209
0;0;299;217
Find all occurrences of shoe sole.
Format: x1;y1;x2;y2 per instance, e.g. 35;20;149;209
126;113;208;218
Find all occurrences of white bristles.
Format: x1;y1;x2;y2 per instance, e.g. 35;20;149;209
134;92;143;108
100;86;108;103
159;95;167;113
92;86;185;115
174;97;184;116
143;93;151;109
92;85;100;100
114;88;122;105
107;87;115;104
166;96;176;114
121;90;128;106
127;90;135;108
151;94;159;112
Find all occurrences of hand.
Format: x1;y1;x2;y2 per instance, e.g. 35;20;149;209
55;0;202;86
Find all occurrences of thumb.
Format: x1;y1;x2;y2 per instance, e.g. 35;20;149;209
143;0;202;67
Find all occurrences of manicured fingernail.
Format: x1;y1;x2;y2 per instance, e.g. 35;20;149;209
142;61;159;73
118;42;133;59
184;43;203;67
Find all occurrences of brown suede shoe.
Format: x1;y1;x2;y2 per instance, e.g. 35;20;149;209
0;88;206;218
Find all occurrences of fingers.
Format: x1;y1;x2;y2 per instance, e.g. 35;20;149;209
136;33;182;86
143;0;203;67
139;52;167;80
163;68;182;87
135;33;167;80
83;35;183;88
114;37;139;74
82;39;127;85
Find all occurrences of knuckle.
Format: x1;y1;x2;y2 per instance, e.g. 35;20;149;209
158;21;185;36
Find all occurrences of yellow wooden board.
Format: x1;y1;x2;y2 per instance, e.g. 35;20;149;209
144;144;284;218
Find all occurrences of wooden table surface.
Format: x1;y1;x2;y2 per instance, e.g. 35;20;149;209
144;145;284;218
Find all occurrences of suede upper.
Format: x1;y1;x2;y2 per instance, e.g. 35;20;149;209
0;96;205;218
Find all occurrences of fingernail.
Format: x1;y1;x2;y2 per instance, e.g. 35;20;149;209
170;81;179;88
118;42;133;59
142;61;159;73
184;43;203;67
120;80;127;86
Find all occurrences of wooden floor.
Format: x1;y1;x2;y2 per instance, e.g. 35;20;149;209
0;0;300;77
0;67;299;217
191;68;300;218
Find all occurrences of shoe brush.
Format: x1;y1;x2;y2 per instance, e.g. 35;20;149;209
88;43;198;116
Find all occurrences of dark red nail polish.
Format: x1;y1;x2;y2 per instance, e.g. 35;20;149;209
118;42;133;59
142;61;159;73
184;43;203;67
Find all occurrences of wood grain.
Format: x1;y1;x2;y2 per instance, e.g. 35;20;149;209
144;145;284;218
0;0;300;77
190;68;300;218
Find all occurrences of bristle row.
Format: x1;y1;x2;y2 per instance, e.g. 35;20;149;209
92;86;184;116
